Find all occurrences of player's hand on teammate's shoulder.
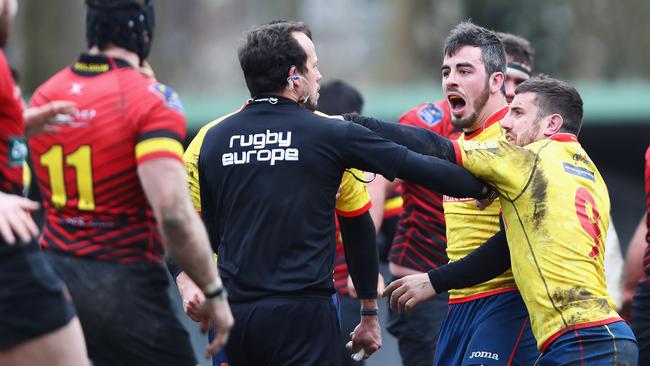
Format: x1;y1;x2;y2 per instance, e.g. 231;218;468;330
24;100;78;137
0;191;40;245
382;273;437;313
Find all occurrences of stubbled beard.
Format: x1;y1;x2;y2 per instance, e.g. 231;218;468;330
451;83;490;129
517;118;542;146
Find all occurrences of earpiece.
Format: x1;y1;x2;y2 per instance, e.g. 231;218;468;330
292;72;300;80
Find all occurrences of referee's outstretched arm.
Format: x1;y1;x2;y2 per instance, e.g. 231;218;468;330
345;113;457;162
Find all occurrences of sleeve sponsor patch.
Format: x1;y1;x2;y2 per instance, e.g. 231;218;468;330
149;83;185;114
562;162;595;181
417;103;444;126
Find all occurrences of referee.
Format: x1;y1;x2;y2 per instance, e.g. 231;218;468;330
195;20;492;365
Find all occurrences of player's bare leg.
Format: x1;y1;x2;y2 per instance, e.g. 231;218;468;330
0;318;88;366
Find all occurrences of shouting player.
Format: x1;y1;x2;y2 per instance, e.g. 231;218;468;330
354;75;639;365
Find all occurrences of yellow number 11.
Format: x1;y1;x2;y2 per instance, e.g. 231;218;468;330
40;145;95;211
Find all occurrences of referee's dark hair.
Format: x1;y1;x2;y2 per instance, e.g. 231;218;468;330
238;20;312;98
515;75;584;136
317;80;364;115
444;21;506;93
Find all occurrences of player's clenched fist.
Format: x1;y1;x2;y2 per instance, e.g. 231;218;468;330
382;273;438;313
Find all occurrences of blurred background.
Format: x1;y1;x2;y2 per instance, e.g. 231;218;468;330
6;1;649;364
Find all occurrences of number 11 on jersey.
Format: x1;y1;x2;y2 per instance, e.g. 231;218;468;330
40;145;95;211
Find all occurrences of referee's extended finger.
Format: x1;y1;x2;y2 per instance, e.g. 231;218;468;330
389;284;408;311
405;297;420;312
382;278;402;298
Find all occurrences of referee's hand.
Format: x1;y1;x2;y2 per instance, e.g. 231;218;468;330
382;273;437;313
347;316;382;360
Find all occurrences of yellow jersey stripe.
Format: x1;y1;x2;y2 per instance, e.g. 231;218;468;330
135;137;183;161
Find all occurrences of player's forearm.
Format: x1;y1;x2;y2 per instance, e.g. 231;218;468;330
344;113;456;162
138;159;222;291
396;150;490;199
160;203;221;290
623;215;648;292
339;212;380;299
428;225;510;293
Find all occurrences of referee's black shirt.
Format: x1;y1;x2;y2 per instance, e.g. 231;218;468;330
199;96;407;302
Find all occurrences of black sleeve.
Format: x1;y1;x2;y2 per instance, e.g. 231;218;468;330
427;218;510;293
344;113;457;162
396;150;491;200
338;211;379;299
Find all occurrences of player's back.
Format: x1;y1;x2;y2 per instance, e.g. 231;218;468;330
197;97;406;302
498;134;618;350
29;54;186;264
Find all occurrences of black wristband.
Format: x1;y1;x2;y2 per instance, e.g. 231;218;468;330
360;308;379;316
204;286;225;299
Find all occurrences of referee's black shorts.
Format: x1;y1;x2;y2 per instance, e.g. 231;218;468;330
0;242;76;350
45;251;196;366
226;295;342;366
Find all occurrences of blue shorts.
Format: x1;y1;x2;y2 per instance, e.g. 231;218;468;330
538;321;638;366
435;291;539;366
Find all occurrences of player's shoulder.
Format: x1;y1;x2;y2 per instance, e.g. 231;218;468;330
128;76;185;115
32;65;78;99
398;99;450;128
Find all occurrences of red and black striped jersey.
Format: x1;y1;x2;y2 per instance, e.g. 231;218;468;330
388;100;461;271
28;54;185;264
0;50;26;196
643;146;650;281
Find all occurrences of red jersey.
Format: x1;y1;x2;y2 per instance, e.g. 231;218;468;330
0;50;26;196
29;54;186;264
643;146;650;281
388;100;461;270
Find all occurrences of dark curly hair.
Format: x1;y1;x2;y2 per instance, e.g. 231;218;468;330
238;20;312;98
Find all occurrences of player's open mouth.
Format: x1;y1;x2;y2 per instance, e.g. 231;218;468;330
447;94;466;115
506;133;515;142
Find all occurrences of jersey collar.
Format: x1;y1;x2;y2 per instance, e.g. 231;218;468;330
246;95;299;107
548;133;578;143
71;54;133;76
463;105;509;140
